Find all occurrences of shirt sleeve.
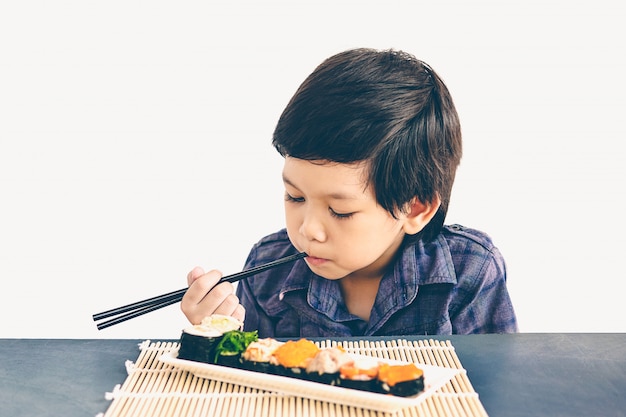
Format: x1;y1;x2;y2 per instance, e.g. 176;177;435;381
235;243;279;337
450;245;518;334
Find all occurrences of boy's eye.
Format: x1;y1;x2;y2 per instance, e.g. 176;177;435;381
285;193;305;203
329;207;354;219
285;192;354;219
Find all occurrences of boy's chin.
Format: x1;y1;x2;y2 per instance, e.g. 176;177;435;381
305;263;347;281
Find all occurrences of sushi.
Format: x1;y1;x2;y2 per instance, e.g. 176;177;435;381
240;338;285;373
175;316;425;398
338;356;383;393
177;314;245;363
305;346;353;385
270;338;320;379
213;329;259;367
377;363;425;397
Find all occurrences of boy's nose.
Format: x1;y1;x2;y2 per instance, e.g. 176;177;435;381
299;213;327;243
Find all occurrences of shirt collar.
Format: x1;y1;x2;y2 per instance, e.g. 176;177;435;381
278;259;312;299
403;233;458;286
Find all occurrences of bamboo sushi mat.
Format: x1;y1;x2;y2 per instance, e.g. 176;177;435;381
99;339;487;417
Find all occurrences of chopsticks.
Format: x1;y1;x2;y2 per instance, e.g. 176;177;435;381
92;252;307;330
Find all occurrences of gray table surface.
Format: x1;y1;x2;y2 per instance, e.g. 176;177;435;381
1;334;625;417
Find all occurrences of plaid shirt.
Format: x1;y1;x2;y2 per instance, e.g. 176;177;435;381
236;225;518;337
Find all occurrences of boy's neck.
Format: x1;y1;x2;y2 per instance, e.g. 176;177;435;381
339;273;383;322
338;233;405;321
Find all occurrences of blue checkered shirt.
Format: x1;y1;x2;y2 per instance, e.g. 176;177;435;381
236;225;518;337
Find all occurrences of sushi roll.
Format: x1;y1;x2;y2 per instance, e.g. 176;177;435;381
270;338;320;379
305;346;353;385
179;327;426;399
177;314;243;364
241;338;285;374
377;363;425;397
338;356;383;393
213;329;259;367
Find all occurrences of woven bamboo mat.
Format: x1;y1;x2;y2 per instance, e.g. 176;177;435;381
100;339;487;417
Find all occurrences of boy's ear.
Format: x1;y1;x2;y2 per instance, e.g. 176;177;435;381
402;195;441;235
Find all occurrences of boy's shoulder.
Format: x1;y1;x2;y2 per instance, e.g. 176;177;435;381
440;224;497;252
255;228;291;246
247;229;295;265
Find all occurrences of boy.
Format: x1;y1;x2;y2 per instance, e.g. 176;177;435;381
181;48;518;336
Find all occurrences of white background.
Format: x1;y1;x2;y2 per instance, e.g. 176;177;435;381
1;0;624;339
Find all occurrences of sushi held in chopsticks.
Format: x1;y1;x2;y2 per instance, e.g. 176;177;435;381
175;314;425;397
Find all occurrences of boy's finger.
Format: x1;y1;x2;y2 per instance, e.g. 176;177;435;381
186;266;208;285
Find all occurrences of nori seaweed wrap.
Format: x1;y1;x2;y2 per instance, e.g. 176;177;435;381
176;314;244;364
177;330;222;363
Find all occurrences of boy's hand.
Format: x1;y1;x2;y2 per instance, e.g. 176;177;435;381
181;267;246;325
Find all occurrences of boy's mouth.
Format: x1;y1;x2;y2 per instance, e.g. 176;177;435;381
305;256;328;267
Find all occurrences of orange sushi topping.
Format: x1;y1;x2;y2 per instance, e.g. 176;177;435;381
377;363;424;387
272;339;320;368
339;361;379;380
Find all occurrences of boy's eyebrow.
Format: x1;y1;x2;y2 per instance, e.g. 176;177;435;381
282;174;362;200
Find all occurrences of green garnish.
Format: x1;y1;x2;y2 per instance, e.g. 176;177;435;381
213;330;258;363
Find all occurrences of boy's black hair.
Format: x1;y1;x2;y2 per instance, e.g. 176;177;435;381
272;48;462;243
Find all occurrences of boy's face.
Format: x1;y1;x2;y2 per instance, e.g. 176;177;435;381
282;157;409;281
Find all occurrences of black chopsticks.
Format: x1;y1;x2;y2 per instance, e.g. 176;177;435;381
92;252;307;330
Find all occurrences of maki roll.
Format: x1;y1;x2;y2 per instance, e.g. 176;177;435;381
338;356;383;393
213;329;259;367
270;338;320;379
177;314;243;363
178;328;426;399
241;338;285;374
377;363;425;397
305;346;353;385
